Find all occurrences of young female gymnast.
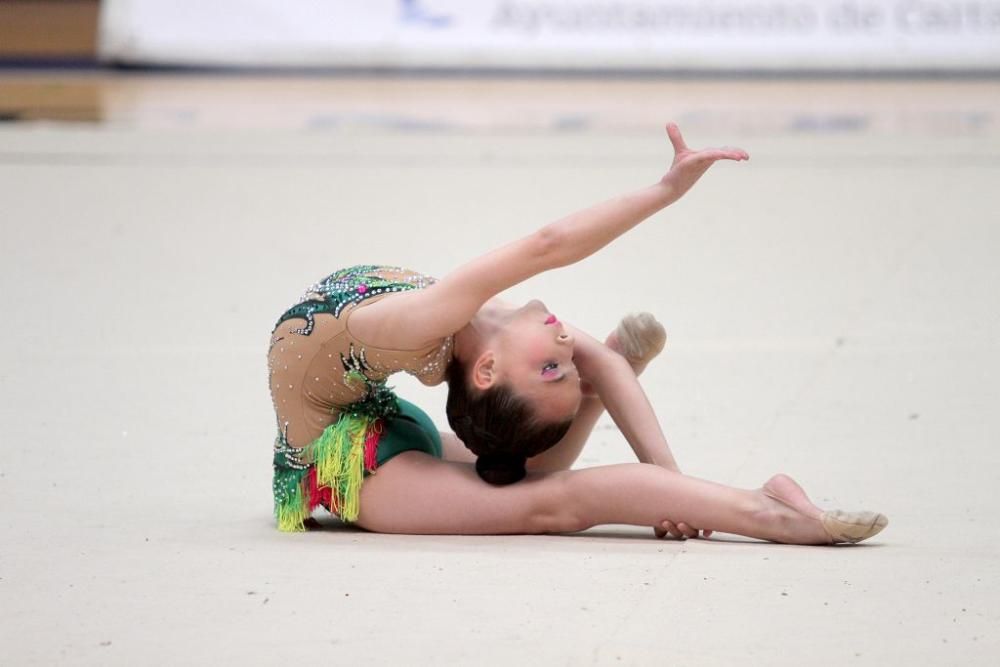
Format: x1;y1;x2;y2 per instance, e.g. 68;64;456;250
267;123;888;545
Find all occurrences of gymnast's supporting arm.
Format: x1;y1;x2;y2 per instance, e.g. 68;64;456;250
569;327;681;473
525;393;606;473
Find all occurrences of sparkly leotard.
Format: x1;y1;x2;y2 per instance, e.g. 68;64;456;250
267;265;453;531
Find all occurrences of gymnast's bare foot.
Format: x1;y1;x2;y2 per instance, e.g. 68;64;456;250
760;473;888;545
756;474;831;544
762;473;823;519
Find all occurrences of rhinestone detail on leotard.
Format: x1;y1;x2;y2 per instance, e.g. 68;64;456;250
273;264;434;335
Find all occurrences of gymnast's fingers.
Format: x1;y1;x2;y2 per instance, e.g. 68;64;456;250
676;522;699;538
666;122;688;153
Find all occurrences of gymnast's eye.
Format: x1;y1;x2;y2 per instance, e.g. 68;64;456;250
541;362;559;375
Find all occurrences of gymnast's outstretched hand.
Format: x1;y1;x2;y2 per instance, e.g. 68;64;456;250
660;122;749;204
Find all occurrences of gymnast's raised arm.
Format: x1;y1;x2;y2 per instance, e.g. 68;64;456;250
350;124;749;350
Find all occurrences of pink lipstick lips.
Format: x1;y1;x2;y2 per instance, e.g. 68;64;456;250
545;314;558;325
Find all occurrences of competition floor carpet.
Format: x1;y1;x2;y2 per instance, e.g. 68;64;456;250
1;73;999;665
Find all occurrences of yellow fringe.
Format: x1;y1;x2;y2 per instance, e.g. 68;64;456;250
314;414;371;523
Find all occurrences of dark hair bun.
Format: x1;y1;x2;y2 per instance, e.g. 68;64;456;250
475;454;527;486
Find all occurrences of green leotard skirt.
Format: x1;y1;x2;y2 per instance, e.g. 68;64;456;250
372;398;443;465
272;398;442;531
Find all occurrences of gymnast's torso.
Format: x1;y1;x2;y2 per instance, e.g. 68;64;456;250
267;265;454;449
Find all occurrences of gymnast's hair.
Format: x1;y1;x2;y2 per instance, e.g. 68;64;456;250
446;356;574;485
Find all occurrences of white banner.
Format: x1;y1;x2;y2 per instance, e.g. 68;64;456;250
100;0;1000;71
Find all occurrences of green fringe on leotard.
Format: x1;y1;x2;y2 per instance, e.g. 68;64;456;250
273;382;400;532
273;463;310;532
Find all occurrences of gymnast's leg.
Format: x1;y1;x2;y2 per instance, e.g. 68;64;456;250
354;450;839;544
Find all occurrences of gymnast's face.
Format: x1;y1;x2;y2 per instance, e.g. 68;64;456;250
486;299;582;422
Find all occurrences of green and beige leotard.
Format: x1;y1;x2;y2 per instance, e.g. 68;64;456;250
268;265;453;531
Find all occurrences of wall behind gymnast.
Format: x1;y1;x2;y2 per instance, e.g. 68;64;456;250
98;0;1000;73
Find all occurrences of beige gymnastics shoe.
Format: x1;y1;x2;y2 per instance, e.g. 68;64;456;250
820;510;889;544
614;312;667;367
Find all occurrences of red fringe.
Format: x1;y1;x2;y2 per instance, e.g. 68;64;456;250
306;468;333;512
364;419;383;471
301;419;385;516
